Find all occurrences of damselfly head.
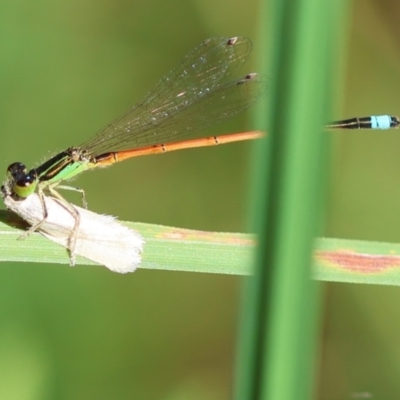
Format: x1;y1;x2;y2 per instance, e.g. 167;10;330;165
3;162;38;200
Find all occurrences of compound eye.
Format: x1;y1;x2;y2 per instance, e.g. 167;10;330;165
7;162;27;181
16;173;36;188
12;170;38;198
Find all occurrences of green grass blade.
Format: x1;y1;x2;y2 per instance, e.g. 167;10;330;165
235;1;350;399
314;237;400;285
2;210;400;285
0;209;255;273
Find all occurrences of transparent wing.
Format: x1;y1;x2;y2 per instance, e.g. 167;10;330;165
80;36;265;155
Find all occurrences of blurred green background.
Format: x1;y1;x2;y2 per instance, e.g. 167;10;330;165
1;0;400;398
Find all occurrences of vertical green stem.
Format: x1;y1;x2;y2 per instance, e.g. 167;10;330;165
235;1;349;399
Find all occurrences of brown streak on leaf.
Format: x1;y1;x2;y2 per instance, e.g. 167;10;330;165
315;250;400;273
159;229;255;246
